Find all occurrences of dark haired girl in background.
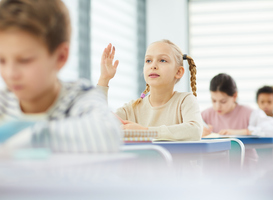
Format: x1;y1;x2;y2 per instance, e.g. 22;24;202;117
202;73;272;137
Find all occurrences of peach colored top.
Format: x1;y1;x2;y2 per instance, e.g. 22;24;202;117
202;104;253;133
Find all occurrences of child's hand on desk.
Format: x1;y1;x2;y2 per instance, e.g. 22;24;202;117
98;43;119;86
218;129;234;135
202;125;213;137
122;121;148;130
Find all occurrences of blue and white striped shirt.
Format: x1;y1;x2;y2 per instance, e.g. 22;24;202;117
0;79;122;153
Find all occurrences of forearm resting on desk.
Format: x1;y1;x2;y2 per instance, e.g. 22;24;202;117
149;123;202;141
218;129;251;135
1;114;122;154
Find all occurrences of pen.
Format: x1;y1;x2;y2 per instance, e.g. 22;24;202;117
112;112;126;125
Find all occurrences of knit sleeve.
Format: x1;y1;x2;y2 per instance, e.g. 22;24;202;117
30;88;123;153
96;85;109;100
95;85;128;120
149;94;203;141
115;100;137;121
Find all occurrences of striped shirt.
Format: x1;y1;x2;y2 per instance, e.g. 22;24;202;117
0;79;122;153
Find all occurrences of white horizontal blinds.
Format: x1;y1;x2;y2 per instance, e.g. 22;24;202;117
59;0;79;81
189;0;273;111
91;0;138;111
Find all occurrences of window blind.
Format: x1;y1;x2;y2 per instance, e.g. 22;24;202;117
91;0;139;111
59;0;79;81
189;0;273;111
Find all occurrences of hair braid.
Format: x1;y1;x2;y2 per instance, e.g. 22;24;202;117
186;56;197;97
132;84;150;108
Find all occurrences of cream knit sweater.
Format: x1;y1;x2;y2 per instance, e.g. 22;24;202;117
98;85;203;141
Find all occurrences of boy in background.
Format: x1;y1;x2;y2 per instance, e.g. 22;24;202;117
256;86;273;117
0;0;121;153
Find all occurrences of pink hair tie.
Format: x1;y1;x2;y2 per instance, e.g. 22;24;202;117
140;93;145;99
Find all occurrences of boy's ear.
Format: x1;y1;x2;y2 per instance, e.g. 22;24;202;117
55;42;69;71
175;66;184;79
233;92;238;101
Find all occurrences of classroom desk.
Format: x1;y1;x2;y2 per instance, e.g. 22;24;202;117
152;140;231;154
234;137;273;149
203;136;273;169
235;137;273;168
1;158;272;200
1;147;272;200
124;140;232;173
121;144;173;166
203;136;273;147
203;136;273;151
124;140;231;153
0;152;138;169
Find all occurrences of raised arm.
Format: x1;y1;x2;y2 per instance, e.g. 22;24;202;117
98;43;119;87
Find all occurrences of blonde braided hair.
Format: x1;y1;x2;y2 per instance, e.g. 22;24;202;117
185;55;197;97
132;84;150;108
132;39;197;109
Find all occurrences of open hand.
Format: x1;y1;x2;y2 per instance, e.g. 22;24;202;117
98;43;119;86
218;129;235;135
202;124;213;137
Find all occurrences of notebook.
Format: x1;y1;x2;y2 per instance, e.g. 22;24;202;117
123;130;158;143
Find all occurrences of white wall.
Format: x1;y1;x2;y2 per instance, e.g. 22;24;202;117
146;0;190;92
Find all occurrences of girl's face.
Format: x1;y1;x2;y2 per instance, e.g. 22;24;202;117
143;42;184;89
0;29;67;103
210;91;237;115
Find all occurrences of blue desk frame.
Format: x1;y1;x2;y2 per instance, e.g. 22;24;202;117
125;140;231;154
234;137;273;144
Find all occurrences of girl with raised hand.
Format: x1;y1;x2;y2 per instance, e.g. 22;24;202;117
98;40;202;141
